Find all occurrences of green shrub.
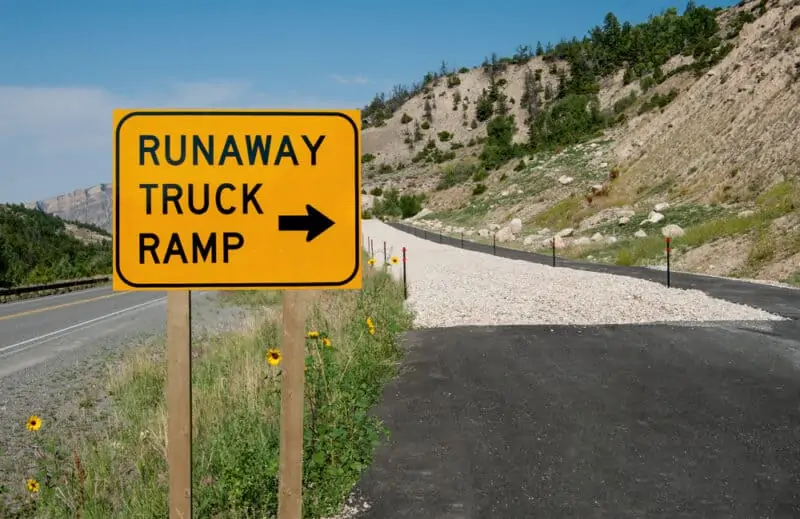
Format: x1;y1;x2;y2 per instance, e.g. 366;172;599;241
613;91;638;113
372;188;426;219
639;75;656;92
475;90;494;122
436;161;478;190
528;94;607;151
480;115;520;170
472;170;488;182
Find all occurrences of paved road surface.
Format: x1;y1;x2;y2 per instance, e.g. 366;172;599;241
0;285;167;378
356;321;800;518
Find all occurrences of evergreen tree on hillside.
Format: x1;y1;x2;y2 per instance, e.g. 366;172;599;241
0;205;111;287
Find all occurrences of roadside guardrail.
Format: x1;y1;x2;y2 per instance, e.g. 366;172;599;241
0;275;111;302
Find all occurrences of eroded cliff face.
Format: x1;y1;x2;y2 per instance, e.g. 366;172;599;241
25;183;113;232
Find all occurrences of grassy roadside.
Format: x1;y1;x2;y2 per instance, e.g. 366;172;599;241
5;261;412;518
422;177;800;286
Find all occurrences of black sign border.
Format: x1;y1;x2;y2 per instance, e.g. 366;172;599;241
114;110;361;289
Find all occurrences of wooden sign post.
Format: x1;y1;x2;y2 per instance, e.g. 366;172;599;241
278;291;309;517
112;109;363;519
166;291;192;518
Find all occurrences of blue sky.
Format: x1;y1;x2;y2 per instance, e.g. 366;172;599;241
1;0;734;203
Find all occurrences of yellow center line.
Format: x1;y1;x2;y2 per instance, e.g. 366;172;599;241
0;293;124;322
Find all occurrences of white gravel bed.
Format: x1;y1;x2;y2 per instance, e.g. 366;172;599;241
363;220;785;328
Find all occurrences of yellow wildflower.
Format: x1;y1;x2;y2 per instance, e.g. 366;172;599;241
266;348;282;366
366;317;374;328
390;256;400;265
27;478;39;493
322;337;332;348
368;326;376;335
368;258;376;267
307;330;320;338
26;415;42;432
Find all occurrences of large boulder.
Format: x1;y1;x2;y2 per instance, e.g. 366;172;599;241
543;235;566;249
661;224;685;238
643;211;665;224
495;226;515;242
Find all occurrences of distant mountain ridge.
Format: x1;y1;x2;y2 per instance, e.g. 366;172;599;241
25;183;113;233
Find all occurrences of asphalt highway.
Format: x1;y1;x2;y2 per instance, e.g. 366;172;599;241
356;321;800;518
0;285;167;378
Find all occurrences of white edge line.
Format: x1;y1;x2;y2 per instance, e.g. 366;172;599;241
0;297;167;355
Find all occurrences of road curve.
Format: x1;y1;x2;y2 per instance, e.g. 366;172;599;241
0;285;167;378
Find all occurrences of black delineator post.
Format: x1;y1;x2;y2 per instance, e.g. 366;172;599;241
424;229;427;240
460;232;464;248
493;233;496;255
551;238;556;267
439;232;442;243
402;247;408;300
383;241;387;263
666;237;671;288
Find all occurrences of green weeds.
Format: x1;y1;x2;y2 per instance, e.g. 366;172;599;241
9;266;412;519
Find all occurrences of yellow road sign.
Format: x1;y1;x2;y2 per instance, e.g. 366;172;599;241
112;110;362;290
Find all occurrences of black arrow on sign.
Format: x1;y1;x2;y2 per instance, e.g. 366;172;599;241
278;204;335;242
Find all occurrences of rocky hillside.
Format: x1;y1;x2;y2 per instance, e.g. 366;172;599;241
361;0;800;286
25;183;113;233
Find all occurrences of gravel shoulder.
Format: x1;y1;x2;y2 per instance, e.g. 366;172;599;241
0;291;254;510
363;220;785;328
